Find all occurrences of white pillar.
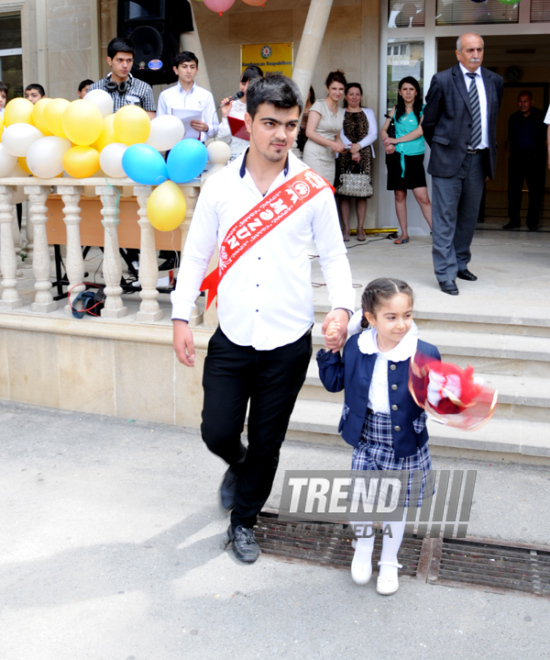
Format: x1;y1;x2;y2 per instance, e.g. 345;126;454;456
25;185;57;313
134;184;163;323
292;0;334;105
96;185;127;319
60;186;86;315
181;1;212;93
0;185;23;309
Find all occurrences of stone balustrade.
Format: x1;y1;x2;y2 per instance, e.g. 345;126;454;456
0;177;200;323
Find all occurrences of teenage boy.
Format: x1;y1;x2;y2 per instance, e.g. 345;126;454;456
0;82;7;117
77;79;94;99
171;75;354;564
88;37;156;119
157;51;218;141
24;84;46;104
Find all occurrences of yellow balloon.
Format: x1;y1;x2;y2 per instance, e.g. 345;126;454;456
62;145;100;178
62;100;103;146
4;98;34;126
43;98;70;137
113;105;150;145
146;180;186;231
94;114;117;151
31;98;53;135
17;156;31;174
0;117;3;140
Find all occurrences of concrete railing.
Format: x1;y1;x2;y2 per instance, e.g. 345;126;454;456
0;177;200;323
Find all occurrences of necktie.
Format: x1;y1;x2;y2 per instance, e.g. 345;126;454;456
468;72;482;149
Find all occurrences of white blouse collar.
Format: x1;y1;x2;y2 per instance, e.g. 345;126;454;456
357;321;419;361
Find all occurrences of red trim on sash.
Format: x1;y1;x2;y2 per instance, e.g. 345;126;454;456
200;168;332;310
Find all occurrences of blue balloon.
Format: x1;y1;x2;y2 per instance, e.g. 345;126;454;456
166;139;209;184
121;144;168;185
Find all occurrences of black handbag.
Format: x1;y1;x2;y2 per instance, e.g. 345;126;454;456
385;112;396;138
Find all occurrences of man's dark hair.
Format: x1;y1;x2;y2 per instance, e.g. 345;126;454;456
518;90;532;100
25;83;46;97
78;79;94;92
107;37;134;59
241;65;264;84
246;74;303;119
174;51;199;67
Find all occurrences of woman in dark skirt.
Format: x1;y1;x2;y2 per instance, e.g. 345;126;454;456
381;77;432;244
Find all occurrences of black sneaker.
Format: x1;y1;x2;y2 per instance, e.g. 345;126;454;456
227;524;260;563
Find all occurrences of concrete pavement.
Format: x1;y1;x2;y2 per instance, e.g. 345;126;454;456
1;400;549;660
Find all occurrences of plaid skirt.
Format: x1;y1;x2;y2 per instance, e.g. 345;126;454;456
351;410;432;507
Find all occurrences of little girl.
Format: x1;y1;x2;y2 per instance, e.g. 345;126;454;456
317;277;441;595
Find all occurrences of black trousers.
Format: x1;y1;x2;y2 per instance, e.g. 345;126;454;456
507;151;546;229
201;326;312;529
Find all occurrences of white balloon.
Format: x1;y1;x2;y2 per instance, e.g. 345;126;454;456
0;144;18;177
99;142;128;178
26;136;71;178
146;115;185;151
84;89;114;118
207;140;231;165
2;123;44;157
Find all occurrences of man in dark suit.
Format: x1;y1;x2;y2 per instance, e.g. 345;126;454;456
423;33;503;295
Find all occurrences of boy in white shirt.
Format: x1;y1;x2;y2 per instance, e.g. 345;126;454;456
157;51;218;142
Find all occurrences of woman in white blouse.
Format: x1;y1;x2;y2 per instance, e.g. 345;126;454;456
337;82;377;241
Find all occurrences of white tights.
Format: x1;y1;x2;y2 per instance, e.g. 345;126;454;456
353;512;407;580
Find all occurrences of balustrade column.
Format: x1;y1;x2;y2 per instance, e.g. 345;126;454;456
134;184;162;323
96;185;127;318
0;185;23;309
60;186;85;314
24;185;57;312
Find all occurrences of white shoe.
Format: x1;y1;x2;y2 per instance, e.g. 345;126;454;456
376;561;402;595
351;546;372;585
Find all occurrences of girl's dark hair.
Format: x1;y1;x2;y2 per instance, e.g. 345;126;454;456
395;76;422;124
343;82;363;109
308;85;316;105
241;65;264;84
325;70;347;88
360;278;414;328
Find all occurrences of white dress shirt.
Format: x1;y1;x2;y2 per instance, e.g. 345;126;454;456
544;105;550;125
459;63;488;150
217;99;249;160
171;150;355;350
157;82;218;140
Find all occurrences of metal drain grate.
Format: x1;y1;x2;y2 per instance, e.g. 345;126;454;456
256;513;550;599
428;538;550;598
255;512;422;576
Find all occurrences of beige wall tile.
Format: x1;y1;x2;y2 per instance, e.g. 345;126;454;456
174;349;206;428
0;330;9;400
228;10;293;44
57;335;115;416
114;341;175;424
6;329;60;408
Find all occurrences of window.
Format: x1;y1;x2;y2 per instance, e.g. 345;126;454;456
0;14;23;100
531;0;550;23
388;1;425;28
386;40;424;111
436;0;518;26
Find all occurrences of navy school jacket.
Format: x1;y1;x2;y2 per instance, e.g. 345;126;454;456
316;336;441;459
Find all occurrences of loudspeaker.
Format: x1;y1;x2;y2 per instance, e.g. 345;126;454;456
117;0;194;86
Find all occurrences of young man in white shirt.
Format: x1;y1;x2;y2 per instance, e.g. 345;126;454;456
157;51;218;141
172;74;354;564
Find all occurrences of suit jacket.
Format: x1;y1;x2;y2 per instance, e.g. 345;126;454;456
422;64;504;179
316;337;441;459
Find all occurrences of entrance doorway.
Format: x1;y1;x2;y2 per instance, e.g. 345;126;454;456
437;35;550;230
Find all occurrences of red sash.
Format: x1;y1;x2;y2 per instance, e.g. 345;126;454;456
200;168;331;310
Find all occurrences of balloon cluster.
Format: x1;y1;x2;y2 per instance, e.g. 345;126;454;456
0;90;209;231
201;0;268;16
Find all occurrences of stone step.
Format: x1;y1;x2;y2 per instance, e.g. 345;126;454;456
310;326;550;378
301;362;550;422
287;399;550;462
